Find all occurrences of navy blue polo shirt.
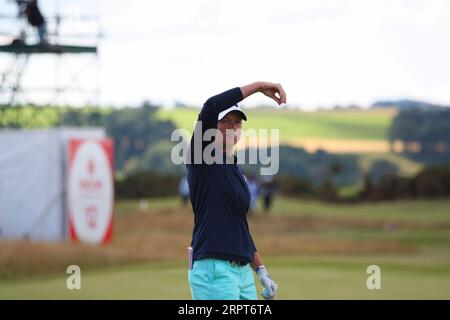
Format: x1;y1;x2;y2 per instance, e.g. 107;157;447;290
186;87;257;263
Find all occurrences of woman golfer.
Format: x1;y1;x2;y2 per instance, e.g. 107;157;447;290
187;81;286;300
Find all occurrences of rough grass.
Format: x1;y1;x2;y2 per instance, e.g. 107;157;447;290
2;198;450;280
0;208;420;280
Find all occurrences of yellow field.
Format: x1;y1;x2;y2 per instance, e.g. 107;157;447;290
236;137;391;153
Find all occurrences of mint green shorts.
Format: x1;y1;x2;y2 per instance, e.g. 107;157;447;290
188;258;257;300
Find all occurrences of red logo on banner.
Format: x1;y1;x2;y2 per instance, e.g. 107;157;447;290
87;159;96;175
68;139;114;245
85;205;98;230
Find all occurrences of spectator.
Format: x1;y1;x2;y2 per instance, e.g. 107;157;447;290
261;175;276;213
17;0;48;44
178;175;190;207
246;174;260;214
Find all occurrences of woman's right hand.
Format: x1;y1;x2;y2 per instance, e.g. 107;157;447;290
240;81;287;106
259;81;287;106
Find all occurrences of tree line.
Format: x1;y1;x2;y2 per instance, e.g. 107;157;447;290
389;108;450;165
0;103;177;172
1;104;450;201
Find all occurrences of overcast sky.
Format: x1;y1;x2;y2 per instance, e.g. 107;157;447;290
1;0;450;109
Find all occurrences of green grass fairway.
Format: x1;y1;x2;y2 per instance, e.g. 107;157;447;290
156;108;394;141
116;197;450;224
271;197;450;223
1;252;449;299
2;197;449;299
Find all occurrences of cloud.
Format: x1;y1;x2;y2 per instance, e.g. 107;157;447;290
2;0;450;108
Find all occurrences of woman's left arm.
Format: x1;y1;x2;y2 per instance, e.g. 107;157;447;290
251;251;264;271
252;251;278;299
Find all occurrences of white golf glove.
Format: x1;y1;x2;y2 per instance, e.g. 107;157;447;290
256;266;278;300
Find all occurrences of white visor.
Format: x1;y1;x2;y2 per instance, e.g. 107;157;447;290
217;104;247;121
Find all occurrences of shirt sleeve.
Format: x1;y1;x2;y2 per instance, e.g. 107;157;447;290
188;87;244;164
198;87;244;131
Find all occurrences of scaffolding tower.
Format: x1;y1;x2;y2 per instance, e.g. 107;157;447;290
0;0;102;108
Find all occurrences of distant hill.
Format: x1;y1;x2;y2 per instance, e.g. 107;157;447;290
156;107;394;142
371;99;448;110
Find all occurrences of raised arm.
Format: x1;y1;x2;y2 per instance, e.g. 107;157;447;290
198;81;286;129
198;87;244;130
189;82;286;164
